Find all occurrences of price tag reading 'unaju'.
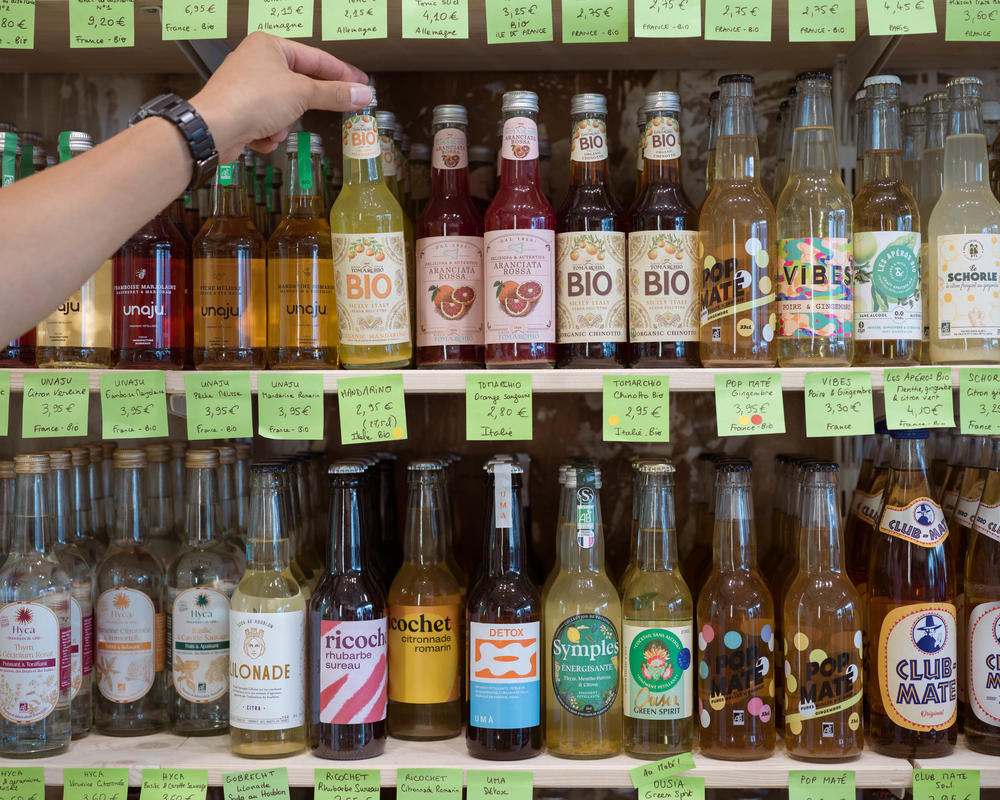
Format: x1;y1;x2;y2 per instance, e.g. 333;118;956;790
803;372;874;437
401;0;469;38
485;0;553;42
68;0;134;47
945;0;1000;40
634;0;700;37
257;373;324;440
184;372;253;441
787;0;854;40
22;372;89;439
64;769;130;800
960;368;1000;434
704;0;771;40
0;0;34;49
247;0;313;38
99;371;169;439
603;375;669;442
0;768;44;800
337;373;407;444
322;0;387;39
314;769;379;800
161;0;227;39
883;367;954;430
466;374;532;441
561;0;628;41
140;770;208;800
222;770;290;800
714;372;785;436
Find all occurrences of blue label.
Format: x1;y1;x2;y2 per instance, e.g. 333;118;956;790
469;620;540;729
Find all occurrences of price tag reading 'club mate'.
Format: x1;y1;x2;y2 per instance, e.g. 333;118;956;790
322;0;387;39
629;752;696;788
866;0;936;34
0;768;44;800
485;0;553;42
396;770;462;800
314;769;379;800
883;367;955;431
704;0;772;40
161;0;227;39
946;0;1000;40
912;770;980;800
68;0;134;47
637;776;706;800
603;374;669;442
257;373;324;440
337;373;407;444
788;771;855;800
787;0;854;40
401;0;469;38
0;0;35;49
184;372;253;441
960;368;1000;434
803;371;874;438
247;0;314;38
714;372;785;436
99;372;169;439
140;770;209;800
634;0;701;37
22;372;89;439
466;771;533;800
466;374;532;441
222;769;290;800
561;0;628;41
64;769;130;800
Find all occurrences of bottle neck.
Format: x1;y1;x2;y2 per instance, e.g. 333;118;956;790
568;113;611;188
789;82;838;175
342;108;383;188
247;475;290;572
210;161;251;218
184;466;218;546
903;119;926;160
944;96;990;189
716;91;760;182
712;473;756;572
888;438;933;498
49;469;72;547
403;476;444;567
559;476;605;573
798;473;843;573
12;472;49;555
329;477;364;575
484;471;526;576
864;90;904;182
234;461;249;533
926;111;947;150
217;463;235;532
284;140;324;218
70;464;92;538
113;467;147;545
146;461;173;537
635;474;679;571
430;123;473;200
499;109;542;190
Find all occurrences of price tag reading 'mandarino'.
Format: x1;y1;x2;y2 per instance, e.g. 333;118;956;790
161;0;227;39
0;0;34;49
787;0;854;40
485;0;553;42
22;372;89;439
0;768;44;800
912;770;979;800
960;368;1000;434
140;770;208;800
257;373;324;440
714;372;785;436
64;769;130;800
314;769;379;800
321;0;387;39
222;769;290;800
704;0;772;40
401;0;468;38
603;374;669;442
68;0;134;47
561;0;628;41
466;374;532;441
99;372;169;439
184;372;253;441
803;371;874;438
883;367;955;431
247;0;313;37
337;373;407;444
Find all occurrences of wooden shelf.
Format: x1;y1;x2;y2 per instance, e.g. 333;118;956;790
912;737;1000;788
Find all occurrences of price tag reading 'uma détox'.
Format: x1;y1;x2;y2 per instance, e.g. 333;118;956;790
396;770;462;800
68;0;134;47
322;0;387;39
22;372;89;439
222;769;290;800
912;770;979;800
0;0;34;49
787;0;854;40
634;0;700;37
603;374;669;442
0;768;44;800
714;371;785;436
485;0;553;42
704;0;772;40
184;372;253;441
637;776;705;800
466;374;532;441
257;373;324;440
866;0;936;35
466;771;532;800
99;371;168;439
945;0;1000;40
140;770;208;800
883;367;955;431
314;769;379;800
401;0;468;38
161;0;227;39
561;0;628;41
960;368;1000;434
337;373;407;444
64;769;130;800
803;371;874;438
788;771;855;800
247;0;313;38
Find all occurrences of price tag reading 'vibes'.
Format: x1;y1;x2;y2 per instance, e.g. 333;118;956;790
634;0;700;37
247;0;313;37
0;768;44;800
883;367;954;430
68;0;134;47
257;373;324;440
161;0;227;39
945;0;1000;40
64;769;130;800
603;374;669;442
562;0;628;41
338;373;407;444
401;0;468;38
140;770;208;800
714;372;785;436
99;371;169;439
397;770;462;800
704;0;771;40
637;776;705;800
0;0;34;49
803;371;874;437
866;0;936;34
322;0;387;39
960;368;1000;434
485;0;553;42
184;372;253;440
314;769;379;800
466;374;532;441
22;372;89;439
912;770;979;800
222;769;290;800
788;771;855;800
466;772;532;800
787;0;854;40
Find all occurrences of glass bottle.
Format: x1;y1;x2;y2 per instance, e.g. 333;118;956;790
416;104;486;369
192;158;267;369
468;145;495;217
143;444;179;570
95;450;166;736
253;155;270;238
0;460;11;565
697;459;776;760
986;100;1000;201
902;105;927;202
266;131;338;369
467;460;541;760
633;109;646;205
854;90;868;192
705;90;721;200
776;71;854;366
101;442;115;534
229;463;307;757
409;142;432;221
699;75;777;367
87;444;109;555
919;91;949;363
0;132;36;368
772;87;796;203
628;91;700;367
929;77;1000;364
67;447;102;566
167;449;240;736
853;75;922;365
375;453;402;581
682;453;716;598
621;460;694;758
234;442;251;538
544;463;622;758
845;425;889;599
555;93;626;367
268;166;284;235
170;441;187;536
184;191;202;240
941;435;972;520
484;91;557;368
868;428;956;757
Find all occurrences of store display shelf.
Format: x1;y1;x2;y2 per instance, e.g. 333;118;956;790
912;737;1000;788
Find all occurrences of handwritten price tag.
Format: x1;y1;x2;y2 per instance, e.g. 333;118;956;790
397;771;461;800
248;0;313;37
466;374;532;441
258;373;323;440
0;371;9;437
161;0;226;38
22;372;89;439
0;0;34;49
99;372;168;439
69;0;133;47
714;372;785;436
912;770;979;800
485;0;552;41
467;772;532;800
946;0;1000;40
0;768;43;800
705;0;771;39
322;0;386;38
803;372;873;437
960;368;1000;433
638;776;705;800
866;0;936;34
338;374;407;444
883;367;954;430
603;375;669;442
634;0;700;36
401;0;468;37
630;752;695;788
140;770;208;800
562;0;627;40
314;770;379;800
788;771;855;800
184;372;253;440
787;0;853;39
64;769;129;800
222;770;289;800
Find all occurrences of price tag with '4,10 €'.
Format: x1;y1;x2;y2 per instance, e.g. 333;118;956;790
401;0;468;38
338;373;407;444
883;367;954;430
466;374;532;441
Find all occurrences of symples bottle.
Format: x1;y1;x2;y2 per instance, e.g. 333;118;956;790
484;91;557;368
0;132;36;368
919;91;949;362
628;91;700;367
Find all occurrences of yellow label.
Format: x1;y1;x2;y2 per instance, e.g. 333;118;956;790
387;603;460;704
193;256;267;350
332;232;410;347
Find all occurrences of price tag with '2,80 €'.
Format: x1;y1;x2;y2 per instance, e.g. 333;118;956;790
466;374;532;441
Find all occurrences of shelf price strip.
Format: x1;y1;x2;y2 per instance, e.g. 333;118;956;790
0;768;43;800
467;771;532;800
322;0;387;39
865;0;936;34
713;371;785;437
64;769;129;800
257;372;324;440
184;371;253;441
22;371;89;439
603;374;669;442
787;0;854;40
629;752;696;788
161;0;227;39
466;373;532;441
634;0;701;37
222;770;290;800
883;367;955;431
337;373;407;444
68;0;134;47
912;770;979;800
140;770;208;800
959;367;1000;434
803;371;874;438
945;0;1000;40
485;0;553;42
314;770;379;800
99;371;169;439
396;770;462;800
0;0;34;49
561;0;628;41
788;771;855;800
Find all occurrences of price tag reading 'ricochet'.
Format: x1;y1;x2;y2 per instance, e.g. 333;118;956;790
788;771;855;800
946;0;1000;40
22;372;89;439
99;372;169;439
338;373;407;444
68;0;134;47
629;752;696;788
561;0;628;41
704;0;771;40
161;0;227;39
634;0;700;37
64;769;130;800
866;0;936;35
637;776;706;800
0;768;44;800
714;372;785;436
466;374;532;441
140;770;208;800
485;0;553;42
401;0;468;38
912;770;980;800
184;372;253;441
396;770;462;800
787;0;854;40
883;367;954;431
257;373;324;440
0;0;34;49
603;375;669;442
466;771;532;800
247;0;313;37
960;368;1000;434
314;769;379;800
322;0;387;39
222;769;290;800
803;371;874;438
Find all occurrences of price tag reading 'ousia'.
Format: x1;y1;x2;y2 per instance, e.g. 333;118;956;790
184;372;253;441
338;373;407;444
22;372;89;439
714;372;785;436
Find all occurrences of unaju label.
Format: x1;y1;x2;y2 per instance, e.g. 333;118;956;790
628;230;699;342
878;498;948;547
0;601;65;724
469;620;540;728
968;601;1000;726
936;234;1000;340
556;231;626;344
853;231;922;341
96;587;159;704
318;618;387;724
551;613;619;717
623;622;692;720
332;232;410;347
169;587;231;703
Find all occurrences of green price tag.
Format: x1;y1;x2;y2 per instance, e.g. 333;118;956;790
960;368;1000;433
397;770;462;800
713;371;785;436
866;0;936;34
140;770;208;800
561;0;628;41
946;0;1000;39
223;770;289;800
638;776;705;800
322;0;386;38
0;371;9;437
787;0;854;40
803;371;874;437
68;0;134;47
913;770;979;800
485;0;552;41
338;373;407;444
883;367;954;430
99;372;168;439
64;769;129;800
258;373;324;440
23;372;89;439
466;374;532;441
184;372;253;440
161;0;227;39
704;0;771;39
788;771;855;800
314;770;379;800
603;374;669;442
0;0;34;49
401;0;468;38
0;768;44;800
634;0;700;36
466;771;532;800
629;752;695;788
247;0;313;37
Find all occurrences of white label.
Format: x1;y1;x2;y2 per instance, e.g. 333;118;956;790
432;128;468;171
379;133;397;177
627;230;699;342
642;116;681;161
70;582;93;699
343;114;380;161
170;587;231;703
969;601;1000;726
853;230;922;341
494;463;512;529
502;117;539;161
318;618;387;724
942;489;959;519
0;601;62;723
96;588;157;704
878;498;949;548
936;233;1000;339
483;229;555;345
974;500;1000;541
954;485;985;528
229;609;305;730
570;118;608;163
332;232;410;347
556;231;627;343
415;235;484;349
857;489;884;528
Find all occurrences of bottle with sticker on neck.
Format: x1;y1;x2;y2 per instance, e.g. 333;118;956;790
868;427;957;757
0;132;37;369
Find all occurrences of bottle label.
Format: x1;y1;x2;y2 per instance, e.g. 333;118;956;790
697;621;775;730
483;229;556;345
551;613;619;717
628;230;699;342
432;128;468;170
700;237;776;339
570;118;608;163
113;266;181;349
193;256;266;350
776;237;854;339
783;628;863;737
0;601;63;724
96;588;157;704
469;620;540;729
936;234;1000;339
968;601;1000;726
318;618;387;725
954;482;986;528
623;622;692;721
416;235;484;348
70;583;93;700
575;484;596;548
229;609;306;730
170;587;230;703
36;261;113;350
469;164;493;201
494;463;512;529
942;489;959;519
387;603;461;704
857;489;884;528
556;231;627;344
642;116;681;161
877;603;957;732
379;133;397;177
273;257;336;350
878;498;949;548
332;232;411;347
343;114;380;161
502;117;538;161
853;231;922;341
973;500;1000;541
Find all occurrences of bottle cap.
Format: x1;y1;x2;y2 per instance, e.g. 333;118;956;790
285;131;324;155
643;91;680;114
68;447;89;467
804;460;839;474
0;460;13;479
0;122;17;133
410;142;430;161
716;458;752;473
170;441;187;458
329;460;366;475
719;73;755;86
923;91;948;112
890;427;929;439
796;70;832;83
185;449;219;469
637;459;676;474
88;443;103;461
947;76;983;100
14;454;49;474
570;93;607;116
502;90;539;113
902;104;927;120
0;131;17;154
408;459;442;472
468;145;492;162
215;445;236;465
375;111;396;132
367;86;377;109
144;443;171;463
62;131;93;152
234;442;252;460
113;449;147;469
485;460;523;474
43;450;71;470
864;74;901;87
432;104;468;126
251;462;284;475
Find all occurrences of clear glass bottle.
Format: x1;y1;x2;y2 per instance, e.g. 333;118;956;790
409;141;432;221
67;447;102;566
902;105;927;202
216;445;247;574
854;90;868;193
143;444;179;571
705;90;722;201
919;91;949;363
0;461;13;568
772;87;796;203
170;441;187;536
985;100;1000;201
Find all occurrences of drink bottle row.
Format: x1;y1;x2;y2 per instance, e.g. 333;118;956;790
4;71;1000;371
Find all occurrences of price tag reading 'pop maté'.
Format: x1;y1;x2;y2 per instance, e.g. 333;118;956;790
314;769;379;800
704;0;772;40
466;772;532;800
257;373;324;440
0;0;34;49
562;0;628;41
629;752;696;788
912;770;979;800
322;0;387;39
64;769;129;800
68;0;134;47
634;0;700;37
788;771;855;800
99;372;168;439
338;374;407;444
714;372;785;436
960;368;1000;434
485;0;553;42
161;0;227;39
140;770;208;800
638;776;705;800
883;367;955;430
401;0;468;38
866;0;936;35
22;372;89;439
0;768;44;800
184;372;253;441
787;0;854;40
397;770;462;800
603;375;669;442
222;770;290;800
803;372;874;437
466;374;532;441
247;0;313;37
946;0;1000;40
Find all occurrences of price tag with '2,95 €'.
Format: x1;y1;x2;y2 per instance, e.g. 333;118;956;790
184;372;253;441
603;375;669;442
338;373;407;444
64;769;130;800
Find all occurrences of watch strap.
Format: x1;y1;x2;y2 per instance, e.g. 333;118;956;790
130;93;218;191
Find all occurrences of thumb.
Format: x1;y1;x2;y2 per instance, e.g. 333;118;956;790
307;80;373;114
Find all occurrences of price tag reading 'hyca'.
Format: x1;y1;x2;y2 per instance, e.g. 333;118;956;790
603;375;669;442
634;0;700;37
787;0;854;40
184;372;253;441
140;770;208;800
466;374;532;441
485;0;553;42
22;372;89;439
561;0;628;41
788;771;855;800
314;769;379;800
803;372;874;437
401;0;469;38
99;372;169;439
337;373;407;444
704;0;772;40
161;0;227;39
912;770;979;800
714;372;785;436
257;373;324;440
0;0;34;49
883;367;954;430
64;769;129;800
945;0;1000;40
322;0;387;39
222;770;290;800
68;0;134;47
247;0;313;38
0;768;44;800
960;368;1000;434
866;0;936;35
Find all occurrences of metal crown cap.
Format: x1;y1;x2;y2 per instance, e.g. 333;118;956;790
285;131;323;155
864;74;901;87
902;105;927;119
947;76;984;99
637;460;676;474
329;460;366;475
486;461;524;474
408;459;443;472
719;73;755;85
571;93;607;116
64;131;93;152
375;111;396;131
433;104;468;126
796;71;832;83
644;91;680;114
502;90;539;113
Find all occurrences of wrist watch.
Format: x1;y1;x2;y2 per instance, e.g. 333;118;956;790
130;93;218;191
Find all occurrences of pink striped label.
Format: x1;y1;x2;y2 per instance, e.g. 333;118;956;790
319;618;387;725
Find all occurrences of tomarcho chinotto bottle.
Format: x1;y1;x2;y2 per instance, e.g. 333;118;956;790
868;428;957;757
776;71;854;366
919;91;949;363
699;75;778;367
0;133;36;369
697;459;776;761
628;91;700;368
621;460;694;759
555;93;626;367
853;75;922;366
378;112;417;348
484;91;557;368
783;461;864;761
416;104;485;369
266;132;338;369
192;158;267;369
310;461;388;760
466;460;541;760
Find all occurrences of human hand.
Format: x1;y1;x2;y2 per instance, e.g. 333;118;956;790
190;32;371;163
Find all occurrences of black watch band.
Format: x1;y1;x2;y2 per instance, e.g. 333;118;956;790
130;93;218;191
